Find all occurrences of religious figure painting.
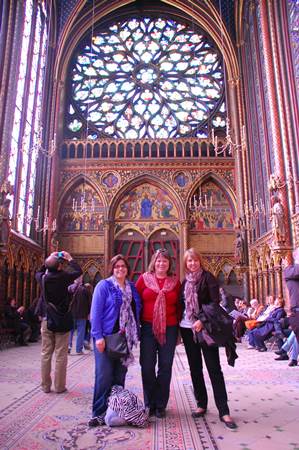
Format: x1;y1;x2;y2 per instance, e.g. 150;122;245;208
174;172;188;188
60;184;104;232
116;184;178;220
102;172;118;188
189;181;234;231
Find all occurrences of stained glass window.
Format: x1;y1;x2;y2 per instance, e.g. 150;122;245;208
68;17;225;139
7;0;48;236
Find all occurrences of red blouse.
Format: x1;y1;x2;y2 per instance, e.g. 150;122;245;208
135;274;181;326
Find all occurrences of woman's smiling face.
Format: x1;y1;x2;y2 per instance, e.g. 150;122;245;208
186;256;201;273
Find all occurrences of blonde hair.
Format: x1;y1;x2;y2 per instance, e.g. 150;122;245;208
183;248;204;272
147;249;173;275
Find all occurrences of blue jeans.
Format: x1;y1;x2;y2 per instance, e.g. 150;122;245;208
92;340;127;417
69;319;86;353
140;322;178;410
282;331;299;360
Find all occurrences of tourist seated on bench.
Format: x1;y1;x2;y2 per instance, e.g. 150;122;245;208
4;297;31;346
247;297;285;351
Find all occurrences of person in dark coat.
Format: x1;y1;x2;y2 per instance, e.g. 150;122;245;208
4;298;31;345
179;248;237;429
247;297;285;351
68;276;92;354
36;251;82;393
284;248;299;343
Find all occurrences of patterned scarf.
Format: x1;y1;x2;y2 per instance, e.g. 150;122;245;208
143;272;178;345
110;276;139;366
184;269;203;322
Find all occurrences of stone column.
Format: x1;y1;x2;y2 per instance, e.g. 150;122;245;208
180;220;189;279
103;219;113;277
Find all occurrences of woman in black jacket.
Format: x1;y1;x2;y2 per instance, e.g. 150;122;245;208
180;248;237;429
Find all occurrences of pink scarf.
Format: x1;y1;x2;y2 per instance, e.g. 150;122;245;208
143;272;178;345
184;269;203;322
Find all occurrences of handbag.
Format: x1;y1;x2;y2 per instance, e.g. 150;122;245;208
46;302;73;333
41;274;73;333
105;332;128;359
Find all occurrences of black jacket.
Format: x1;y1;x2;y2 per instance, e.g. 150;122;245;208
36;260;82;314
181;270;238;367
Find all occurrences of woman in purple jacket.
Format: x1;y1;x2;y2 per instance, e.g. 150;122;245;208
89;254;141;427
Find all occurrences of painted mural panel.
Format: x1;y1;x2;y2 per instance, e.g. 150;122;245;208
60;184;104;232
189;181;234;231
116;184;178;220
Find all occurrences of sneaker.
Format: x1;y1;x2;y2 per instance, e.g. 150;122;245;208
76;349;90;355
88;415;105;427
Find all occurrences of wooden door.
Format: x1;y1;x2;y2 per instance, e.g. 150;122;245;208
114;230;145;282
149;229;179;276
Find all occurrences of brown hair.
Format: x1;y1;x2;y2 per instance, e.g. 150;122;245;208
147;248;173;275
183;247;204;272
108;254;130;276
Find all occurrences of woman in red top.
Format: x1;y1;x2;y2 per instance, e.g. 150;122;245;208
136;248;181;418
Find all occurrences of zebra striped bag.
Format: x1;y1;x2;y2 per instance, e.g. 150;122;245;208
107;385;149;427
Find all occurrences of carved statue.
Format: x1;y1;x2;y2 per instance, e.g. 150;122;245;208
234;231;245;265
270;195;286;244
268;173;283;193
0;198;11;246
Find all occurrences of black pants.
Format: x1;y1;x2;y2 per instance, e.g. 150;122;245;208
140;322;178;410
180;327;229;417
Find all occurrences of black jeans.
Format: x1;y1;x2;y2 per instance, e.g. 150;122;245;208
180;327;229;417
140;322;178;410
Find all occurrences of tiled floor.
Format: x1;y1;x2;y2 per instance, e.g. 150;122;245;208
0;339;299;449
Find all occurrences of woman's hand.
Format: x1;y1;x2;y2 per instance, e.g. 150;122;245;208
192;320;203;333
95;338;105;353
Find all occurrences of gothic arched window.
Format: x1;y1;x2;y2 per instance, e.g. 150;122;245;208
67;17;226;140
7;1;49;236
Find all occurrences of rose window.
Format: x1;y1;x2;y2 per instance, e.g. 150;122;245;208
68;17;225;139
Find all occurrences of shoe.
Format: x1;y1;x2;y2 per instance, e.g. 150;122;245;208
275;349;285;355
247;345;255;349
68;347;71;354
275;353;289;361
84;342;91;350
149;407;156;417
273;332;285;340
220;416;237;429
76;349;89;355
288;360;298;367
88;415;105;427
258;347;267;352
155;408;166;418
191;408;206;418
42;387;51;393
56;388;67;394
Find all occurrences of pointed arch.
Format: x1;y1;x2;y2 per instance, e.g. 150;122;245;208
187;171;237;218
57;174;108;213
109;173;185;222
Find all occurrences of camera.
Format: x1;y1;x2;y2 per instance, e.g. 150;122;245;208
57;251;64;259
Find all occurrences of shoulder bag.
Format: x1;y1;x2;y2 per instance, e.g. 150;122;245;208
105;331;128;359
42;275;74;333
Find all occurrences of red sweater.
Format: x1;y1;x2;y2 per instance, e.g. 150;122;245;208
135;274;181;326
